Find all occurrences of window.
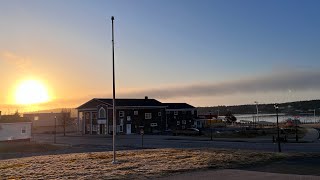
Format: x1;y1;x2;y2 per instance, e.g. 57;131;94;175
182;120;186;124
21;126;26;134
174;111;178;115
145;113;152;119
182;125;185;129
120;119;124;125
177;121;180;125
92;125;97;131
92;113;97;120
34;116;39;121
158;112;161;116
127;116;131;121
119;111;124;117
134;111;138;115
150;123;158;127
192;110;195;115
119;125;123;132
85;112;90;120
99;108;106;118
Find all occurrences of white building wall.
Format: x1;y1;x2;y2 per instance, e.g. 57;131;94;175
0;122;32;141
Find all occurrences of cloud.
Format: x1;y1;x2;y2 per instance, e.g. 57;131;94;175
118;70;320;99
0;51;31;71
2;69;319;112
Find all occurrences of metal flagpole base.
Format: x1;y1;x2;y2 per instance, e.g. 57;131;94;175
111;160;118;164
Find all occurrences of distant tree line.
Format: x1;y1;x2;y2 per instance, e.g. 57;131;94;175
197;100;320;116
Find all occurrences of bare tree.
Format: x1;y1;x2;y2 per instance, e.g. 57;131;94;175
225;111;237;124
60;109;72;136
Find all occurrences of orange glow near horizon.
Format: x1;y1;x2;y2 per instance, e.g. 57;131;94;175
14;80;50;105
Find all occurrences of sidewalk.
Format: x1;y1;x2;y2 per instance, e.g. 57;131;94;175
155;169;320;180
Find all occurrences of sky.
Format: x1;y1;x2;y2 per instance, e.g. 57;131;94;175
1;0;320;113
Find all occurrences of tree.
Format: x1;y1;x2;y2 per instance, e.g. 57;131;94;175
13;110;20;118
60;109;72;136
225;111;237;124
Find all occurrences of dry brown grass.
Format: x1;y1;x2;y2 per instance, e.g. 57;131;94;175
0;148;286;179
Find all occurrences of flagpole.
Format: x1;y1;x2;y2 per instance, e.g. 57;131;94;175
111;16;117;164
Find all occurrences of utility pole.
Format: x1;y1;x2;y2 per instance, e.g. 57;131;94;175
111;16;117;164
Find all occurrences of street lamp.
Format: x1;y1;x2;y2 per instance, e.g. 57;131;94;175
209;111;213;141
308;109;316;123
295;118;298;142
274;104;281;152
254;101;259;123
54;116;57;144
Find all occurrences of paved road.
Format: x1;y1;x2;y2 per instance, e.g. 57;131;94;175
155;169;320;180
156;156;320;180
33;133;320;153
302;128;320;142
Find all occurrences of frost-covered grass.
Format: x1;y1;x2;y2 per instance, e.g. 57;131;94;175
0;148;286;179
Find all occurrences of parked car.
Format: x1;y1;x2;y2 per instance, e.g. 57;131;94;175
173;128;201;136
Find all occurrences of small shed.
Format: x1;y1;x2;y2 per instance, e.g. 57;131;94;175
0;112;32;142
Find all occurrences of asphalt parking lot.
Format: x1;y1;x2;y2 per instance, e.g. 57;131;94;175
33;133;320;153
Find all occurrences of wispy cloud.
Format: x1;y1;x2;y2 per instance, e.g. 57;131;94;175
118;70;320;99
0;51;31;71
1;69;319;112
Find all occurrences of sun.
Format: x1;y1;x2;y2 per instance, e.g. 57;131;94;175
15;80;50;105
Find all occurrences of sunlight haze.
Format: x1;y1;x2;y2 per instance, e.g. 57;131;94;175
1;0;320;112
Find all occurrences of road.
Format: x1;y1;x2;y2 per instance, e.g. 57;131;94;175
155;169;320;180
33;133;320;153
156;155;320;180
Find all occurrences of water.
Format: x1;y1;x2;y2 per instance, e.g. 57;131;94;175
235;114;320;123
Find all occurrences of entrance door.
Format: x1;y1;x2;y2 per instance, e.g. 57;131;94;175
100;124;105;135
126;124;131;134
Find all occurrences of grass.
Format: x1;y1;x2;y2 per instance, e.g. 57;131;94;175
0;148;288;179
0;142;63;153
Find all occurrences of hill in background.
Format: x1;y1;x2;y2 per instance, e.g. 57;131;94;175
25;108;78;118
23;100;320;118
197;100;320;116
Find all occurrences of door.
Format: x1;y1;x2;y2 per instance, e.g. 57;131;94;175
126;124;131;134
99;124;102;135
99;124;105;135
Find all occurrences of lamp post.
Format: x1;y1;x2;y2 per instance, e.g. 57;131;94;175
54;116;57;144
254;101;259;125
274;104;281;152
295;119;298;142
308;109;316;123
111;16;117;164
254;101;259;127
209;111;213;141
